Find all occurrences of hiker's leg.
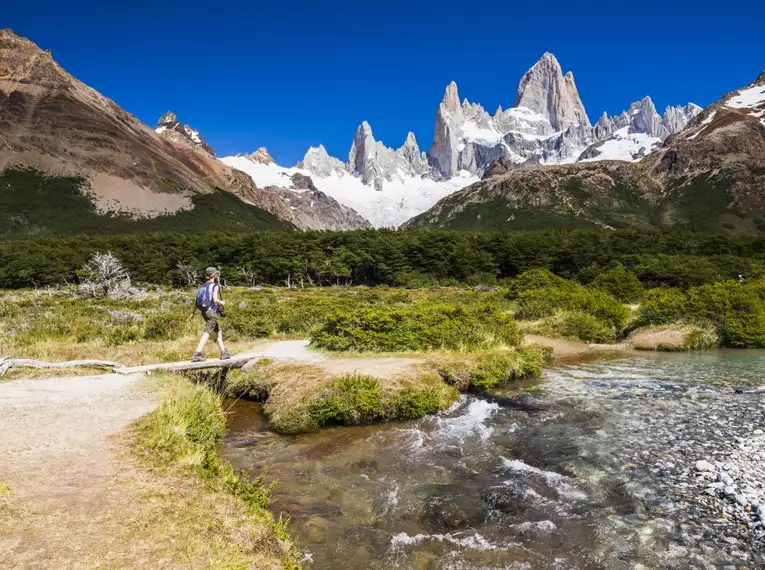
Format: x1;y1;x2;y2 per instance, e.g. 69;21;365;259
195;332;210;354
216;330;226;353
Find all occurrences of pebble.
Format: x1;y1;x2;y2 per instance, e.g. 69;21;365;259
695;460;715;472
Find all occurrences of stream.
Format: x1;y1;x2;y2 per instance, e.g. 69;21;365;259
221;351;765;569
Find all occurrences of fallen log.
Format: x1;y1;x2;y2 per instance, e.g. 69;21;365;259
0;357;124;377
114;355;259;375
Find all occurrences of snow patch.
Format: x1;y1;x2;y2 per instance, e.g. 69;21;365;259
688;111;716;140
221;155;478;228
462;120;504;147
726;85;765;109
578;127;661;163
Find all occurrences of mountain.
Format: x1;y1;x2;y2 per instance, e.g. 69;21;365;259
0;29;364;234
231;52;701;227
404;71;765;233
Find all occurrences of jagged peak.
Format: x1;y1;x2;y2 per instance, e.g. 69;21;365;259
404;131;418;146
441;81;461;112
244;147;274;165
755;69;765;86
495;105;503;115
356;121;373;136
156;110;179;128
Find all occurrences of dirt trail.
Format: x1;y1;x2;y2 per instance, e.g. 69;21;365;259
0;373;152;568
0;340;322;569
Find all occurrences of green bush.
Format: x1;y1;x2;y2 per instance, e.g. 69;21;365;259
686;281;765;347
531;310;616;343
590;263;645;302
392;386;446;419
311;303;521;352
144;313;185;341
507;269;573;298
308;375;384;426
635;288;687;326
514;284;628;329
634;281;765;348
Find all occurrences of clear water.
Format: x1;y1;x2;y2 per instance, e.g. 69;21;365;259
221;350;765;569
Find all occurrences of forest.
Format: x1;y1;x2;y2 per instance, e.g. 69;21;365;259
3;228;765;290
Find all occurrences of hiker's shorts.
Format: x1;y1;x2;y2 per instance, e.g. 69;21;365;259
202;309;220;334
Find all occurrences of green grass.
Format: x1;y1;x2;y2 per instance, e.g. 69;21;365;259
132;374;302;568
0;167;291;237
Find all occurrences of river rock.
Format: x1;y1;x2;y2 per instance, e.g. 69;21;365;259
695;460;715;472
422;485;488;531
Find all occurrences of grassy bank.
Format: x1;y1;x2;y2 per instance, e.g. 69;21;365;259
131;374;302;569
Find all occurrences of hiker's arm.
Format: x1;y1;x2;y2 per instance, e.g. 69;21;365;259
213;285;225;306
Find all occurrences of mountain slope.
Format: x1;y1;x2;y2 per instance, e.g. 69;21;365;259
405;72;765;233
0;29;364;233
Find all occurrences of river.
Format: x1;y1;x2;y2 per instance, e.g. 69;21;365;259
222;351;765;569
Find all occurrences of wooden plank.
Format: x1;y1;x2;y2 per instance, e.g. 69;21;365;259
114;355;259;375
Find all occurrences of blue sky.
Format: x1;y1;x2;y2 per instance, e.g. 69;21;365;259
4;0;764;165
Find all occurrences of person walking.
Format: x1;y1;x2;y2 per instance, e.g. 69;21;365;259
190;267;231;362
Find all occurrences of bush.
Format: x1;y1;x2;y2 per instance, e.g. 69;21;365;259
144;313;186;341
507;269;573;298
309;375;384;427
311;303;521;352
530;310;616;343
635;288;687;326
514;283;628;329
634;281;765;348
590;263;644;302
686;281;765;348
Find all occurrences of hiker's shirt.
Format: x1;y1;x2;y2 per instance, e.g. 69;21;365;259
204;282;219;312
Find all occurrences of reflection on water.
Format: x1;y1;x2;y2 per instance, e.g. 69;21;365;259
221;350;765;569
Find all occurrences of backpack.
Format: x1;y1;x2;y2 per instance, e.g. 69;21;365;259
195;283;216;311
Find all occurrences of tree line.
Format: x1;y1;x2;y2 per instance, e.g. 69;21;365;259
2;228;765;289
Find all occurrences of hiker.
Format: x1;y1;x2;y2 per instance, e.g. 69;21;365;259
189;267;231;362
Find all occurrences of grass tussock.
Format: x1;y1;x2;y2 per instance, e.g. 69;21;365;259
430;344;552;391
132;373;302;569
225;363;459;434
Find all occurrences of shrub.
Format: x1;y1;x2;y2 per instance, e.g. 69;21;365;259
144;313;185;341
514;284;628;329
590;263;645;302
634;288;687;326
507;269;573;298
530;309;616;343
686;281;765;348
309;375;384;427
311;303;521;352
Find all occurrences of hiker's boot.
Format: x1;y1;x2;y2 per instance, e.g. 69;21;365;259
220;350;232;360
192;352;205;362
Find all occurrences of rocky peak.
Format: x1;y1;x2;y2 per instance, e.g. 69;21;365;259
0;28;72;89
662;103;702;135
515;52;590;130
755;70;765;86
594;111;617;140
297;144;347;178
441;81;462;115
155;111;215;157
244;147;274;165
625;97;669;140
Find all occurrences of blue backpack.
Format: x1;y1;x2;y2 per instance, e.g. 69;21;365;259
195;283;216;311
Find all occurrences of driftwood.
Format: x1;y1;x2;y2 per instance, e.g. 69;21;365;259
0;357;124;377
114;355;259;375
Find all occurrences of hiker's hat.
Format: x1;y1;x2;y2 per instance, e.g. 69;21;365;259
205;267;219;278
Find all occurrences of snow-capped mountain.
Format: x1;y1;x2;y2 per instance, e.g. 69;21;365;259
221;52;702;227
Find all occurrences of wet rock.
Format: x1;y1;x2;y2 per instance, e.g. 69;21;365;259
422;485;488;531
304;516;330;543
